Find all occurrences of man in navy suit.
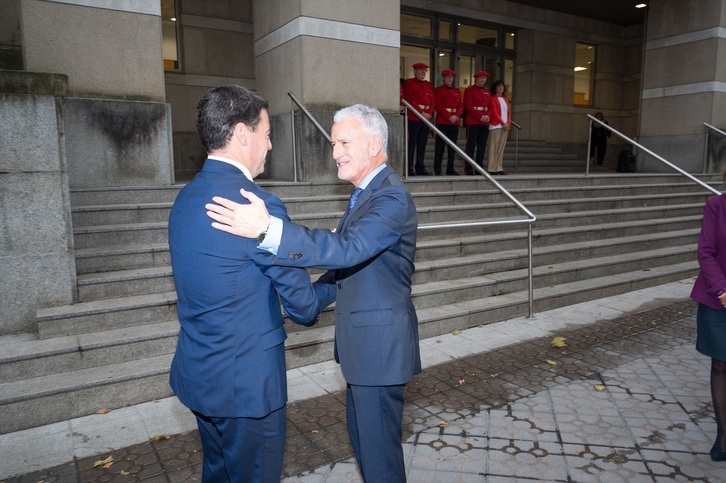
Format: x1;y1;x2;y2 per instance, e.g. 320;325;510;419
206;104;421;482
167;85;322;483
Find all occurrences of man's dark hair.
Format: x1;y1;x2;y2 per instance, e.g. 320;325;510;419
195;85;269;152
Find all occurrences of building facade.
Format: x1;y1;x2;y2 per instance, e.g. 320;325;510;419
1;0;726;333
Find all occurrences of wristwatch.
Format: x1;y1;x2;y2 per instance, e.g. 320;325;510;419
257;223;270;244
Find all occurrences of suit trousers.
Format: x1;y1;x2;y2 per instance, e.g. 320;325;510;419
194;406;286;483
346;384;407;483
407;120;429;173
487;127;509;173
464;124;489;173
434;124;459;174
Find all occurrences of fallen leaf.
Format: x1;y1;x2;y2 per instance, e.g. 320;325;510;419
550;336;567;348
546;359;558;366
103;462;114;469
437;420;448;426
96;408;112;415
451;329;461;335
593;385;606;392
93;456;114;468
458;378;466;385
152;434;170;441
120;470;130;476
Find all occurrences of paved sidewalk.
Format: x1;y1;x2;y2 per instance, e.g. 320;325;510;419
2;279;724;482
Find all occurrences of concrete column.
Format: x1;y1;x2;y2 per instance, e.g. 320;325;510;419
638;0;726;173
18;0;174;187
0;71;76;335
252;0;403;181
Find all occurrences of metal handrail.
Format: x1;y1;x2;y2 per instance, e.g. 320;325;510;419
703;123;726;174
288;92;332;182
403;98;537;318
586;114;721;195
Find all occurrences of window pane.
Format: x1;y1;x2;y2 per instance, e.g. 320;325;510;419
439;20;451;41
458;24;498;48
435;50;453;85
161;0;178;70
504;58;514;103
574;42;595;106
401;14;432;39
505;31;515;50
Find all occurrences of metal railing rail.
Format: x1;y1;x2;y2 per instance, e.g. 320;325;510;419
403;99;537;318
586;114;721;195
703;123;726;174
288;92;332;182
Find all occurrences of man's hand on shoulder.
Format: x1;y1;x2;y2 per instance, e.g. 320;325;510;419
206;188;271;238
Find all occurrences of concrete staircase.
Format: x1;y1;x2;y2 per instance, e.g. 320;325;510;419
0;173;718;434
419;136;584;173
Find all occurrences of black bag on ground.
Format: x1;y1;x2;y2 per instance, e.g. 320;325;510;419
617;150;636;172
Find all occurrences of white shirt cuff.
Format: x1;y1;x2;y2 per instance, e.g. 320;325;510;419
258;216;283;255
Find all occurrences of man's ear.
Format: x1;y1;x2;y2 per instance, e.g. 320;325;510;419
369;135;382;157
234;122;249;146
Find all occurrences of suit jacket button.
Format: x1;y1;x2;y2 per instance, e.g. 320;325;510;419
337;283;342;289
289;252;302;259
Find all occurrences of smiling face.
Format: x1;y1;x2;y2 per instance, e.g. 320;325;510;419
475;75;488;87
330;116;382;187
414;68;428;81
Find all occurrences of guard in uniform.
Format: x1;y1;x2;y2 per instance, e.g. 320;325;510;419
433;69;463;175
403;62;434;176
463;70;492;175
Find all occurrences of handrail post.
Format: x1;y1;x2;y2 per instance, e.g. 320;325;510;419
527;222;534;319
585;118;592;176
514;128;519;174
403;106;409;179
290;108;298;182
703;130;710;174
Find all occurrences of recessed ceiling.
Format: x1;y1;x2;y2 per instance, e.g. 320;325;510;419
507;0;647;27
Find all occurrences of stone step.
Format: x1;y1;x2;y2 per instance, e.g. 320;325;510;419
77;266;175;302
70;189;709;225
36;292;178;339
0;321;179;383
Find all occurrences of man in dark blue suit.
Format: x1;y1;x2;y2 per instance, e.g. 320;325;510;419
168;85;322;483
206;104;421;482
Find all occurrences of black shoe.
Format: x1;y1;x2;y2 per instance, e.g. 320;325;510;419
711;444;726;462
416;169;432;176
446;170;459;176
435;172;442;176
488;171;499;175
499;171;507;175
407;170;416;176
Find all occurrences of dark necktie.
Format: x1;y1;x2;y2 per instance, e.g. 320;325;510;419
348;187;363;210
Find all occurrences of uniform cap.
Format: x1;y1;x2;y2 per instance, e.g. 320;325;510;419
441;69;456;76
412;63;429;70
473;70;490;78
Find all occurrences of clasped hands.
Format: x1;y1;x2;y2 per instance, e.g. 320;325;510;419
206;189;270;238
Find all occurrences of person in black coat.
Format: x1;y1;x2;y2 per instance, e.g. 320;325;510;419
590;111;611;165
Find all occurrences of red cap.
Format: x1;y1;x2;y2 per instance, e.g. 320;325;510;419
441;69;456;76
412;63;429;70
473;70;490;77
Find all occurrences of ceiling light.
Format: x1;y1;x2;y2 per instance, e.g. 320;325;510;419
171;17;176;21
574;67;587;72
635;3;646;8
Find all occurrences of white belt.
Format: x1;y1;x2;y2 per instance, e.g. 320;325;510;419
418;104;429;109
446;108;456;112
474;107;486;111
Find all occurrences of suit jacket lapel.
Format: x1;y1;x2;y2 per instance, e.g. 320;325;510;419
338;165;394;233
